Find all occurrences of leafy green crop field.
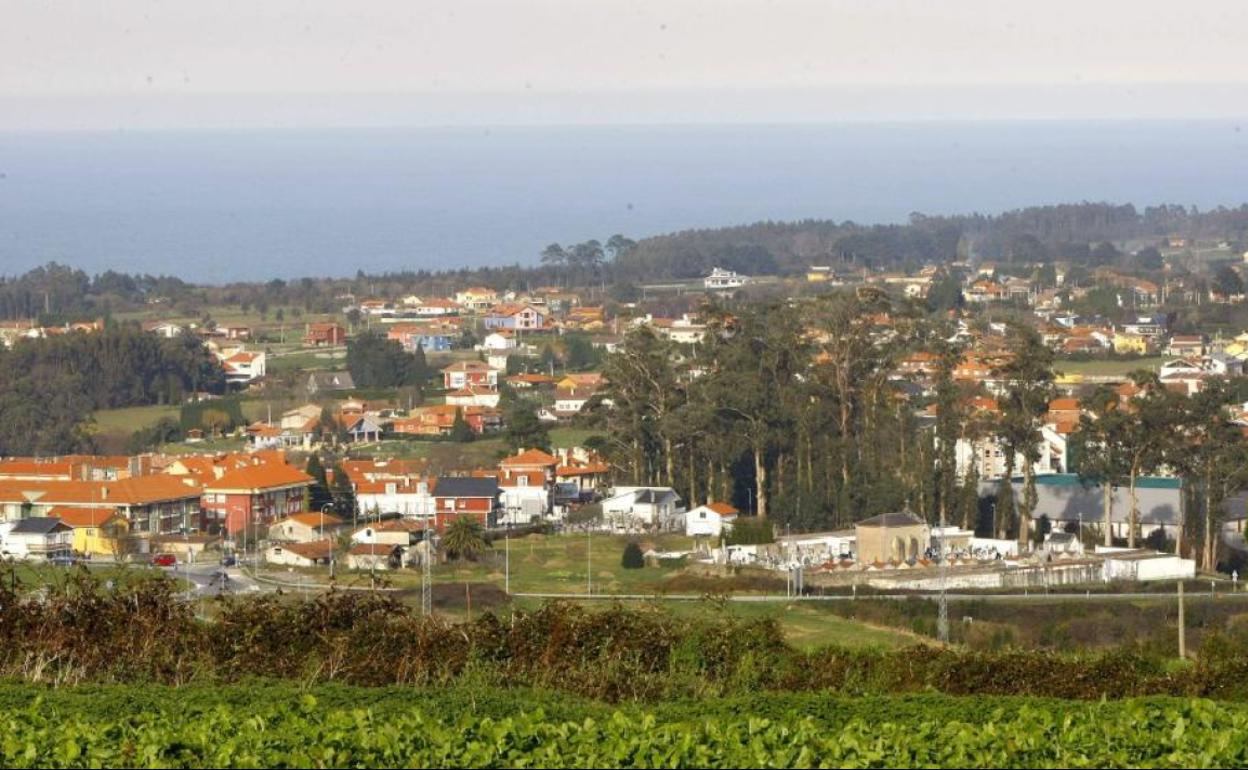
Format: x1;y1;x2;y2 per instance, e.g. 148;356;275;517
2;683;1246;767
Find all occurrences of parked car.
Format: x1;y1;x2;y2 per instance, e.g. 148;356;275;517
150;553;177;567
50;555;81;567
221;554;237;568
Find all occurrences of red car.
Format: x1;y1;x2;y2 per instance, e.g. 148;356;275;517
150;553;177;567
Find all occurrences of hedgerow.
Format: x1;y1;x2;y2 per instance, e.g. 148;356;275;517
3;572;1248;701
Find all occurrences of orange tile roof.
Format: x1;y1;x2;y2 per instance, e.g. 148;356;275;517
205;462;313;493
706;501;739;516
277;540;334;560
277;512;344;528
47;506;125;527
0;475;202;506
500;449;559;467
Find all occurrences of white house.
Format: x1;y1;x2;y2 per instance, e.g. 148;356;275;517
685;502;738;538
346;543;403;571
351;519;430;546
264;539;333;568
602;487;684;532
445;386;502;409
267;512;344;543
703;267;749;291
355;479;435;520
219;350;267;385
0;518;73;561
482;332;517;351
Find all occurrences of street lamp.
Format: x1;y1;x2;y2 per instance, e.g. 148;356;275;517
321;503;335;581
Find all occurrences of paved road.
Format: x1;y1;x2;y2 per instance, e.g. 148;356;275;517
164;562;264;597
513;589;1248;603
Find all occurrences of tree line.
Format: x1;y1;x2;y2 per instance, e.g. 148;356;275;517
593;290;1248;571
0;324;225;455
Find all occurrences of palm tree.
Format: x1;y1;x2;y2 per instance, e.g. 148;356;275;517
441;517;488;562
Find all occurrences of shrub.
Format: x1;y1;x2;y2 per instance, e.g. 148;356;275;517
621;542;645;569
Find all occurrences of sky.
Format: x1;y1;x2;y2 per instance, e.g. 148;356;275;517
4;0;1248;129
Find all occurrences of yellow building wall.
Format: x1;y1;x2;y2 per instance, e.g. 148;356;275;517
71;520;127;556
1112;335;1149;354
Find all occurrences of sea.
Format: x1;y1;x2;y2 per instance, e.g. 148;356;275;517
2;120;1248;283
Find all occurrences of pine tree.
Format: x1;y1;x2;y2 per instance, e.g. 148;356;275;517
306;455;333;511
450;407;475;443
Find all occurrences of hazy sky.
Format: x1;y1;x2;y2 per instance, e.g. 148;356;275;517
5;0;1248;129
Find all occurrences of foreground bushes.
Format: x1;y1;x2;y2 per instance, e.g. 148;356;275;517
6;573;1248;700
3;693;1248;768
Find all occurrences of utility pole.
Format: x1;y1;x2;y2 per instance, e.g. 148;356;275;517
421;523;433;617
321;503;335;581
938;512;949;644
1178;580;1187;659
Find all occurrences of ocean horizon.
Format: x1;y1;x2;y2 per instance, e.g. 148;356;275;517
2;120;1247;283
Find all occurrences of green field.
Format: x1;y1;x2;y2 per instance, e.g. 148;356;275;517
267;347;348;374
1055;356;1167;377
91;401;270;444
0;683;1245;767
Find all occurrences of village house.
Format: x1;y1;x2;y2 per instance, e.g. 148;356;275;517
504;373;555;390
454;287;498;312
353;477;435;520
445;385;502;408
305;371;355;396
268;511;345;543
0;518;73;562
431;476;500;530
346;542;403;571
414;298;462;317
685;502;738;538
351;518;430;546
554;449;611;496
305;322;347;347
482;330;517;351
219;349;266;386
553;385;598;418
602;487;684;532
265;539;334;568
386;322;456;353
441;360;499;390
390;404;502;437
141;320;184;338
46;506;129;557
495;449;558;524
704;267;749;290
1167;334;1208;357
483;303;547;331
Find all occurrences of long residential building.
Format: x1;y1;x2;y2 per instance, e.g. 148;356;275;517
0;475;203;539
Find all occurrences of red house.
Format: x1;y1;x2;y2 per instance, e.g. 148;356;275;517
431;476;499;530
202;460;314;535
305;323;347;347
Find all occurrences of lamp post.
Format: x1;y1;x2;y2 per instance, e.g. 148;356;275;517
321;503;335;581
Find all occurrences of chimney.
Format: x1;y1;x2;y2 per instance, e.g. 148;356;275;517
100;486;109;500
